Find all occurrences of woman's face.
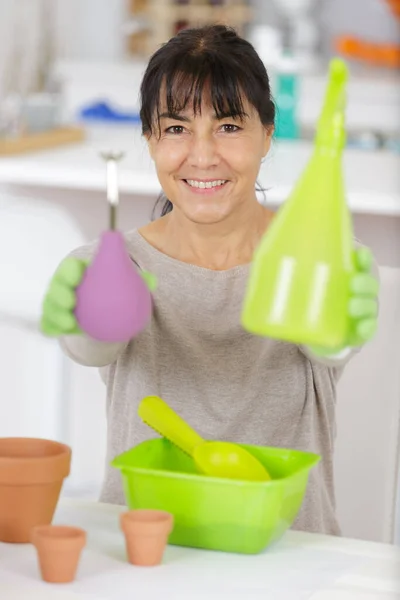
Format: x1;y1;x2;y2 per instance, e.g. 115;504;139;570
146;94;272;225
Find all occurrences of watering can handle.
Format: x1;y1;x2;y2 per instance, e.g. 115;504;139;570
138;395;204;457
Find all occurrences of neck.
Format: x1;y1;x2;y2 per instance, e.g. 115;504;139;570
154;201;274;270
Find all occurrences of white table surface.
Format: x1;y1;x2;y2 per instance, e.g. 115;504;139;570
0;498;399;600
0;125;399;217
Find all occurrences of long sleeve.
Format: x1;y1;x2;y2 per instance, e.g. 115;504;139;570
59;334;127;367
299;344;360;369
54;238;128;367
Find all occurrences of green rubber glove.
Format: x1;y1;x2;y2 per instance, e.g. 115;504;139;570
40;257;88;336
309;247;379;357
140;270;157;292
40;257;157;337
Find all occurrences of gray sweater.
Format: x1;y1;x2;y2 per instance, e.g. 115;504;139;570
60;229;361;536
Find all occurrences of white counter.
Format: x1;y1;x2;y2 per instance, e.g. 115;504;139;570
0;125;399;217
1;498;399;599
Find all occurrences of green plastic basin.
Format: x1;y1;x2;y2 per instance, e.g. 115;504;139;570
112;438;320;554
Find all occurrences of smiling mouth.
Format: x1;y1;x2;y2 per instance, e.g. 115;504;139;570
183;179;228;191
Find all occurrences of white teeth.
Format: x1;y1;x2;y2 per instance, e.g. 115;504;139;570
186;179;226;189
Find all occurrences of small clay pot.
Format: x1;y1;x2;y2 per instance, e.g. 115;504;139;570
0;437;71;543
120;509;173;566
31;525;86;583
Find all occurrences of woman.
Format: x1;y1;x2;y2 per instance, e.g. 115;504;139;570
41;25;379;535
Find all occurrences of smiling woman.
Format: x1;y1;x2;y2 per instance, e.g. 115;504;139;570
145;96;271;228
40;24;379;539
139;24;275;222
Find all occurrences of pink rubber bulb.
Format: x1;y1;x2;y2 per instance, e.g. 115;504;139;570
74;231;152;342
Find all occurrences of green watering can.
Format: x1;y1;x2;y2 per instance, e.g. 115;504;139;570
242;58;354;350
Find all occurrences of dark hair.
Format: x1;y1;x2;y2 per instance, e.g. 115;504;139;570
139;24;275;218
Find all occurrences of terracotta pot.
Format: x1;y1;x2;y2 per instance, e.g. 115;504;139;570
120;509;174;566
0;437;71;543
31;525;86;583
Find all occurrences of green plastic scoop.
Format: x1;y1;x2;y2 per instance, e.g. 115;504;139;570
242;58;354;349
138;395;271;482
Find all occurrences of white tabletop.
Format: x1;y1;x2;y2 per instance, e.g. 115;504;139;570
0;125;399;217
0;498;399;599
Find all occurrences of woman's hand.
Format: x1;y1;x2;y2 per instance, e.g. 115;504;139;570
308;247;379;358
41;258;157;337
140;270;157;292
41;257;87;337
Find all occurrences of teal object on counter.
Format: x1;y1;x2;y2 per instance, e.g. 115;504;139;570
274;58;300;140
112;438;320;554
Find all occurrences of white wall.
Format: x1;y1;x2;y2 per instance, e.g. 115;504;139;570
335;266;400;543
0;322;63;440
53;0;129;62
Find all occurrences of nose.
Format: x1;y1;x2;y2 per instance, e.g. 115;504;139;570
187;134;220;169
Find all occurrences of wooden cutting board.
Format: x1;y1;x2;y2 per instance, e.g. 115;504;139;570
0;126;85;156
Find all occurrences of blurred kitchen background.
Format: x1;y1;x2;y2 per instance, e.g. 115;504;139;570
0;0;399;547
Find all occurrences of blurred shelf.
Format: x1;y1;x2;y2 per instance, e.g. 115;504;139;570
126;0;252;56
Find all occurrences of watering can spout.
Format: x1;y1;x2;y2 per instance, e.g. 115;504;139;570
241;56;354;349
315;58;348;151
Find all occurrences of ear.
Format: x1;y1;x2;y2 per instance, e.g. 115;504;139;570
263;125;274;157
144;132;155;160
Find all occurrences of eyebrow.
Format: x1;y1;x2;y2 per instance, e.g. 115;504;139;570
158;111;249;122
159;112;191;122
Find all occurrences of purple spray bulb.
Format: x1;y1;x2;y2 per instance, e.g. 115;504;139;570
74;151;153;342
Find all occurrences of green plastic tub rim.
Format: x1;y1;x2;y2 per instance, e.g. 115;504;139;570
111;439;321;486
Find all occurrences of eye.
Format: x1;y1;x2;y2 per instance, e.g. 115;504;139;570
220;124;241;133
165;125;184;134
